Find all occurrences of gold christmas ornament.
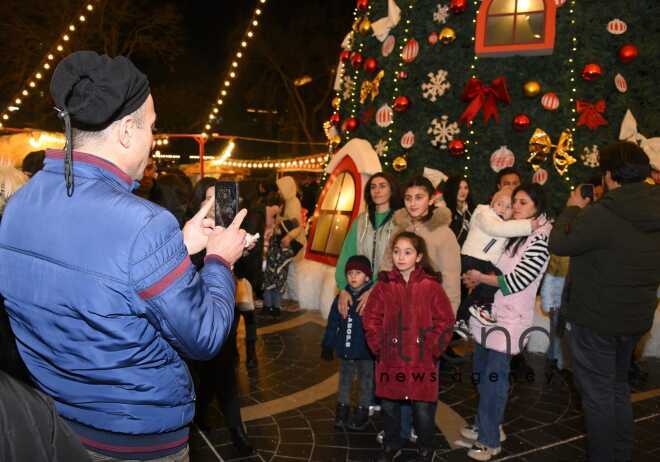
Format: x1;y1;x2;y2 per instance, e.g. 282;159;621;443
331;96;341;110
359;17;372;35
523;80;542;97
331;135;342;145
392;156;408;172
528;128;576;176
439;27;457;45
359;70;385;104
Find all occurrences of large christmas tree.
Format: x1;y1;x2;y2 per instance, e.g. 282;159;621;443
327;0;660;209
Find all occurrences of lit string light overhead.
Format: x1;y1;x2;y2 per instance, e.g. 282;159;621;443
564;0;578;191
384;1;415;169
320;2;362;184
0;1;99;128
202;0;268;137
461;0;480;179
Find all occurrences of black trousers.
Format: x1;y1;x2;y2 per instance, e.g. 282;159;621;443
569;324;641;462
457;255;501;323
381;399;437;450
194;359;242;429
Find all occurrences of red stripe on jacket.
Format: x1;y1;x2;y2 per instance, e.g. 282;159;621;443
138;257;191;299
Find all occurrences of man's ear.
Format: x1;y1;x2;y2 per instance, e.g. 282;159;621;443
117;116;134;149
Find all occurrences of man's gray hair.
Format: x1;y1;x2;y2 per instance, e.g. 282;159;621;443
71;100;147;146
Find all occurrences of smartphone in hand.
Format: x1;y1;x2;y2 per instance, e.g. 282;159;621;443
580;184;594;202
214;181;239;227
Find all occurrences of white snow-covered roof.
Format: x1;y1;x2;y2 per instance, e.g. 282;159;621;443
325;138;381;175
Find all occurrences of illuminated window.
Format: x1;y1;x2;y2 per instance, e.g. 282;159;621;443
476;0;556;57
306;156;362;266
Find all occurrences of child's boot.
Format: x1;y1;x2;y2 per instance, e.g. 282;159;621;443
347;405;369;431
412;448;435;461
334;403;350;429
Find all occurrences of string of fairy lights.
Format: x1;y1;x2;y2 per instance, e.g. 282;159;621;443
564;0;578;191
0;0;99;129
202;0;268;137
320;2;363;184
461;0;480;180
384;1;416;169
152;150;329;170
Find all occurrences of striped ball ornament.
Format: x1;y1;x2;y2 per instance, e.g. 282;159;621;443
401;131;415;149
382;35;395;57
541;92;560;111
376;104;394;127
607;19;627;35
533;168;549;186
402;38;419;63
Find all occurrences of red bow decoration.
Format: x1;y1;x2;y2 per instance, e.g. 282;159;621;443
576;99;608;130
459;77;511;126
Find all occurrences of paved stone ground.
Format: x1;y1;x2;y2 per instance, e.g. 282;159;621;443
190;308;660;462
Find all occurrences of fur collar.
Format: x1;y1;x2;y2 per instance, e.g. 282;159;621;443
392;206;452;232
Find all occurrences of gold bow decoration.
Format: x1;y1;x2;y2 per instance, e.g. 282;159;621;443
528;128;576;176
359;70;385;104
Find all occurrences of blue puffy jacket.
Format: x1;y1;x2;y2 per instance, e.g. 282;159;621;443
0;150;235;435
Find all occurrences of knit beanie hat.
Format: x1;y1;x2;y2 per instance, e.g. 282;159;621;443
345;255;372;279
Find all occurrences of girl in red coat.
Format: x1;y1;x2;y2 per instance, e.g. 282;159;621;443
363;231;455;462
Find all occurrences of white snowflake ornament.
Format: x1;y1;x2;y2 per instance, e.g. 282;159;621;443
581;145;600;167
433;4;450;24
428;115;460;149
374;139;389;157
342;76;355;100
421;70;451;102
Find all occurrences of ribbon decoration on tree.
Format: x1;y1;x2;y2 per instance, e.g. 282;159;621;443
360;70;385;104
576;99;608;130
528;128;576;176
619;110;660;170
458;77;511;126
372;0;401;42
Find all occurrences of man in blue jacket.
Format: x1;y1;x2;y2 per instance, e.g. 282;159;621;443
0;51;247;461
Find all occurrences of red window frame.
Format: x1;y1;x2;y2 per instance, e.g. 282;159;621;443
305;155;362;266
475;0;556;57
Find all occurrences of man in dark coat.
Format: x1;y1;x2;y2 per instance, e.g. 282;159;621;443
549;141;660;462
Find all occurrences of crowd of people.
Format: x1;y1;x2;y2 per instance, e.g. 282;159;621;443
0;50;659;462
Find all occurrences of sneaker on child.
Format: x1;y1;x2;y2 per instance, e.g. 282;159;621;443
469;305;497;325
467;441;501;461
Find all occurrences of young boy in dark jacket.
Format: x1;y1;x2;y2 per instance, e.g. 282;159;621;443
322;255;374;431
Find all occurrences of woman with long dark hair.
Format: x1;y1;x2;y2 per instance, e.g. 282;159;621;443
460;184;552;461
443;176;475;247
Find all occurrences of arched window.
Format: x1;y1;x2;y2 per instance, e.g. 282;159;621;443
476;0;556;57
305;156;362;266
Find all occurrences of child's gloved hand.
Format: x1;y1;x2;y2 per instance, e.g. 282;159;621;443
321;347;334;361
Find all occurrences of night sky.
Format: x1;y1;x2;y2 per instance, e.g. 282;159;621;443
0;0;353;158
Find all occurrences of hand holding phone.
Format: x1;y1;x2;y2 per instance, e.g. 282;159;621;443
579;184;594;202
214;181;239;228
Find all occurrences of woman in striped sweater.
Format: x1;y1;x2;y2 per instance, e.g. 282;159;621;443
460;184;552;461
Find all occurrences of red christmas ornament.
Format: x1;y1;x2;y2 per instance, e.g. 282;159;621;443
618;44;639;63
428;32;438;45
330;113;341;125
450;0;468;14
449;139;465;156
363;57;378;73
513;114;531;132
340;50;351;62
356;0;369;11
398;71;408;79
343;117;359;132
350;52;364;68
581;63;603;81
393;95;410;112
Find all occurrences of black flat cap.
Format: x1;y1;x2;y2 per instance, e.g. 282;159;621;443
50;50;150;130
